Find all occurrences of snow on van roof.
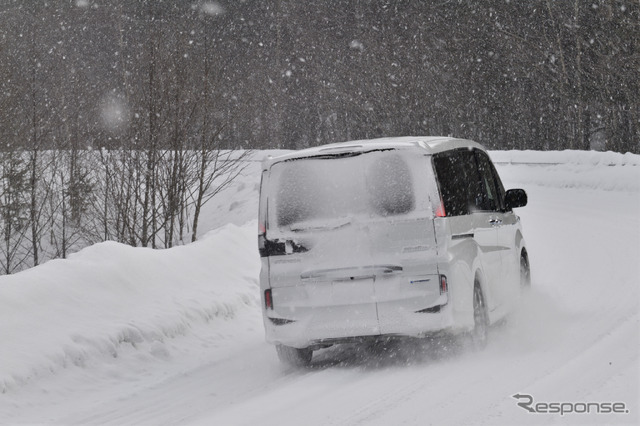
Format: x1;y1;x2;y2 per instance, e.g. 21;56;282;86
262;136;485;169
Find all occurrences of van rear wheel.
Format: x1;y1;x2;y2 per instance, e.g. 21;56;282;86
276;344;313;367
470;283;489;350
520;250;531;288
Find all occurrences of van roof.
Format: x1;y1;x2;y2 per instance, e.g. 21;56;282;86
262;136;486;169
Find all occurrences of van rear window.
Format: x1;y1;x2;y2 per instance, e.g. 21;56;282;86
270;151;416;230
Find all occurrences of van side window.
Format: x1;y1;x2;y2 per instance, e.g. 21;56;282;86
474;150;500;212
433;149;481;216
474;150;506;212
489;157;506;211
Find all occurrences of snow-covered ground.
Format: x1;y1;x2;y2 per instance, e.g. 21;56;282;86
1;149;638;425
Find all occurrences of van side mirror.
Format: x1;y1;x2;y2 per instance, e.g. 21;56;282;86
505;189;527;210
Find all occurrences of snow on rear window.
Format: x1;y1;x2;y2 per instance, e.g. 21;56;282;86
368;153;415;216
270;151;415;230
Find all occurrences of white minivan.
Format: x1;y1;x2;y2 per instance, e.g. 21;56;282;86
258;137;529;366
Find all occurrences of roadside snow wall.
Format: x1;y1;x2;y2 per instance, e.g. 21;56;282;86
0;223;260;393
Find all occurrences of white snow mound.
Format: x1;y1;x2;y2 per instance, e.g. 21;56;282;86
0;223;260;393
490;150;640;192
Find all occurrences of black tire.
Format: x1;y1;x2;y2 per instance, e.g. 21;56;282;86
275;344;313;367
520;250;531;288
469;282;489;351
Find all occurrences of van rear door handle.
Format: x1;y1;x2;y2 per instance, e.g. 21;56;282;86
301;264;403;281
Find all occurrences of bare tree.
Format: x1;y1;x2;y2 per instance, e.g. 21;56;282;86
0;149;30;274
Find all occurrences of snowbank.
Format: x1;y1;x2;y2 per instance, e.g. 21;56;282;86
490;150;640;192
489;149;640;167
0;223;260;393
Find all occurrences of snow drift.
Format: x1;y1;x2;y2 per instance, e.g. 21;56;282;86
0;224;260;393
490;149;639;192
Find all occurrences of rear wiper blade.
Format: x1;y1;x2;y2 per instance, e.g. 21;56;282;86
284;151;363;161
283;148;396;162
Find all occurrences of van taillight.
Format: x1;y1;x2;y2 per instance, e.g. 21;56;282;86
259;222;266;234
440;275;448;294
435;198;446;217
264;289;273;310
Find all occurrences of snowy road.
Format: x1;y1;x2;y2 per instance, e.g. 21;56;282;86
1;154;639;425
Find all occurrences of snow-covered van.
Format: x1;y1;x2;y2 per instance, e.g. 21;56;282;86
258;137;529;366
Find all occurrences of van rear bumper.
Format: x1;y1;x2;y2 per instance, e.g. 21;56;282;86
264;300;458;349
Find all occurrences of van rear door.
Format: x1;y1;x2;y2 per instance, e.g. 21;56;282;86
263;151;381;340
262;149;439;341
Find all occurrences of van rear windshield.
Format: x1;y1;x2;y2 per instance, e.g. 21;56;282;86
269;150;417;231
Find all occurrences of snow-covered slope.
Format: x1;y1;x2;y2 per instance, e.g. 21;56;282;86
0;150;638;425
0;224;260;392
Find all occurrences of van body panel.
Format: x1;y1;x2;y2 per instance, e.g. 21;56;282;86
470;212;503;312
492;211;525;319
433;216;476;330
